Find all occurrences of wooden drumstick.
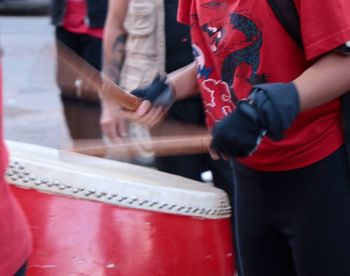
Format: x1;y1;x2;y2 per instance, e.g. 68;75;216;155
67;134;212;158
57;41;142;111
57;42;213;158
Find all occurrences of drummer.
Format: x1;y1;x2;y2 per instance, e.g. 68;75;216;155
124;0;350;275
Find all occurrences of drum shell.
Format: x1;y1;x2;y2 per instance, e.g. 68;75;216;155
12;186;234;276
7;141;235;275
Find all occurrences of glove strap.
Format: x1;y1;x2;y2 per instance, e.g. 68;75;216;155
153;83;175;107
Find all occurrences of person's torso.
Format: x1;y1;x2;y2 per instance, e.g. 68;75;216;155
121;0;164;90
179;0;345;171
62;0;103;38
51;0;107;29
164;0;193;73
121;0;194;90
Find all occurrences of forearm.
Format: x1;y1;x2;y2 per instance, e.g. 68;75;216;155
102;0;128;84
102;29;126;84
167;62;200;100
294;53;350;111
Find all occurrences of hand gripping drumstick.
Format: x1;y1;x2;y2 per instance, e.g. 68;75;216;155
58;41;212;157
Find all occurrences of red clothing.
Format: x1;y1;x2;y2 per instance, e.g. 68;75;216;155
62;0;103;39
178;0;350;171
0;58;32;276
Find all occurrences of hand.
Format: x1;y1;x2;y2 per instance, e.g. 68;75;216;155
210;100;266;159
123;75;175;128
210;82;300;159
99;81;128;140
131;75;175;108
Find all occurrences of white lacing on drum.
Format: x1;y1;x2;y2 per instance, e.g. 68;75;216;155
6;159;231;219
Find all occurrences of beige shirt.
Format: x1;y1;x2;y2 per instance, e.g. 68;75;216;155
120;0;166;91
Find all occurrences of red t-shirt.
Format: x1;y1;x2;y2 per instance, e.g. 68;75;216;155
62;0;103;39
0;58;32;275
178;0;350;171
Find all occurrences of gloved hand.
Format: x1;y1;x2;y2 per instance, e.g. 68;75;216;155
210;82;300;158
125;75;176;128
131;75;175;109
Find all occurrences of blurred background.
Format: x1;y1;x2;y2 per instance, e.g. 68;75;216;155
0;0;216;183
0;0;49;15
1;1;82;149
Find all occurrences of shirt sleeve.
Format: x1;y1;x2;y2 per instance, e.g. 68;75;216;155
177;0;192;25
299;0;350;60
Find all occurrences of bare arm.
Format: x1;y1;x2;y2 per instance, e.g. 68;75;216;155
294;53;350;111
99;0;129;139
167;62;200;100
169;53;350;110
102;0;128;84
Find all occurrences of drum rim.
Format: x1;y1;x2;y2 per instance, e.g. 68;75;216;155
5;140;231;219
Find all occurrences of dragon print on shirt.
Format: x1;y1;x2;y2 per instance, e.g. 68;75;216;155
192;2;268;126
193;44;236;125
221;13;268;98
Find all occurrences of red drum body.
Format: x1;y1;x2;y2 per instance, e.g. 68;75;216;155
6;141;235;276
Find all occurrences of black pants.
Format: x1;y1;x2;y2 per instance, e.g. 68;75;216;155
234;145;350;276
55;27;102;140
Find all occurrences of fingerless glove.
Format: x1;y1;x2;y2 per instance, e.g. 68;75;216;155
211;82;300;157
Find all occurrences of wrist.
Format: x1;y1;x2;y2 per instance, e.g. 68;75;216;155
165;79;177;100
131;74;175;108
235;99;263;128
248;82;300;141
152;81;176;107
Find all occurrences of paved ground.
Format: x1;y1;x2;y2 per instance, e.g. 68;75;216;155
1;15;72;148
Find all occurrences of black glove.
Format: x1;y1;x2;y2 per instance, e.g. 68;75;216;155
211;82;300;157
131;75;175;109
